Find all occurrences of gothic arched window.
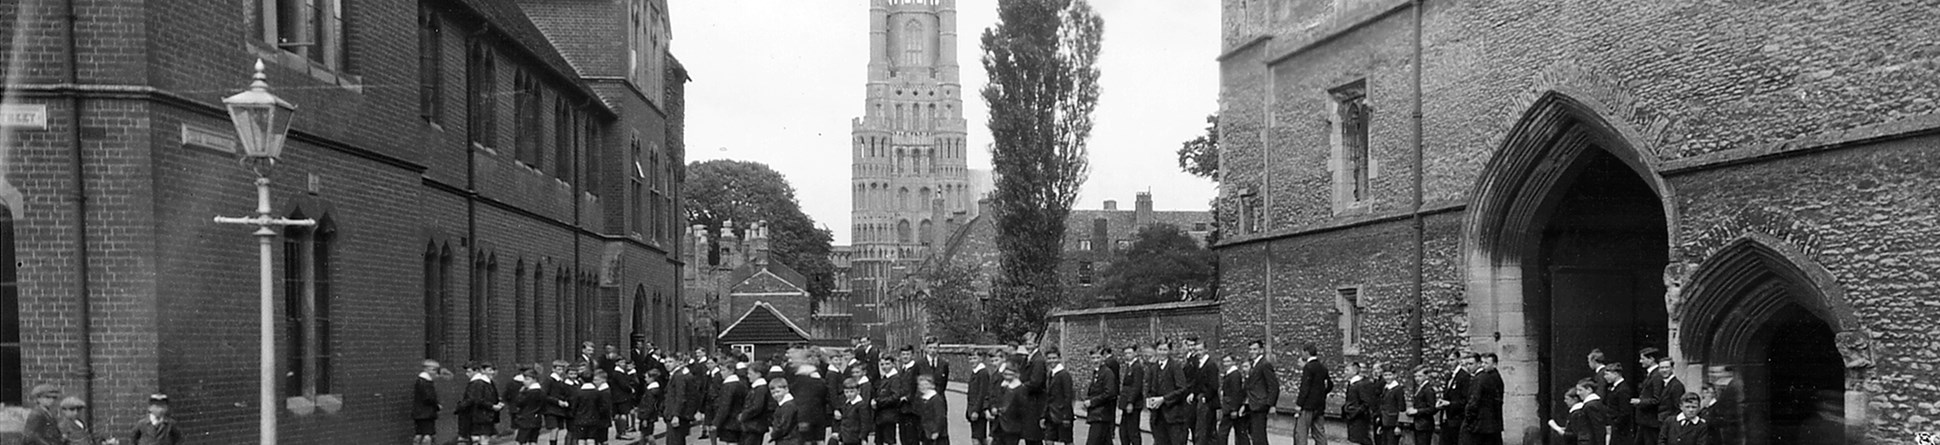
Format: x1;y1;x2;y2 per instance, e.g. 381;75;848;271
903;20;924;66
897;220;913;244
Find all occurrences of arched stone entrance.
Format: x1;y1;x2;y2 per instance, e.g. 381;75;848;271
1676;233;1869;445
1462;91;1678;444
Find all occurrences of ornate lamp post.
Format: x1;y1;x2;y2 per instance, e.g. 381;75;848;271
212;60;313;445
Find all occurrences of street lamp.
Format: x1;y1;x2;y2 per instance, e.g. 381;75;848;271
212;59;313;445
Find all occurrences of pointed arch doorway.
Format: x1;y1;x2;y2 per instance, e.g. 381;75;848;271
1462;91;1676;444
1678;234;1866;445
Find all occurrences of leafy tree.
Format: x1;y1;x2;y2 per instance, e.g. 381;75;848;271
916;261;988;344
1176;114;1219;179
683;160;836;299
1177;113;1222;245
980;0;1104;342
1097;223;1218;306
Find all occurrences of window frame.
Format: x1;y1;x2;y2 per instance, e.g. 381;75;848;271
1335;287;1362;356
282;215;335;398
417;5;443;122
256;0;348;72
0;206;20;405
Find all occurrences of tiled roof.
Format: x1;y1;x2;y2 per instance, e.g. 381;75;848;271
726;255;812;294
441;0;612;114
513;0;627;77
718;302;813;343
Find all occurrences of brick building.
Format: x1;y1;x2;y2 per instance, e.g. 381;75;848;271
1214;0;1938;443
0;0;688;443
1062;192;1213;307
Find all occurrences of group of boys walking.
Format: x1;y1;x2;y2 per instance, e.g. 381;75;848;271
1070;337;1280;445
1544;348;1737;445
1324;350;1506;445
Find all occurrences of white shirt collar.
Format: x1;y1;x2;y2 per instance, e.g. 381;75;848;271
1570;400;1587;412
1610;377;1626;388
883;368;900;378
855;376;871;385
1350;375;1364;384
1385;380;1400;389
149;414;165;425
724;374;742;384
920;390;938;400
1225;366;1240;375
973;363;986;372
1051;364;1065;374
419;372;434;381
1677;412;1704;423
579;382;597;390
779;394;795;404
470;373;490;382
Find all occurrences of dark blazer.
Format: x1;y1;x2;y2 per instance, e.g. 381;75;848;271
983;366;1010;418
1296;358;1333;412
1085;362;1121;423
837;394;875;443
967;365;992;420
413;377;440;420
919;392;949;441
875;370;911;425
1560;399;1611;445
1046;368;1076;426
1464;368;1504;433
1345;377;1382;421
1019;351;1051;439
511;385;546;429
1637;368;1666;428
738;381;774;435
772;398;805;445
1381;383;1409;427
612;370;641;412
1195;357;1220;405
638;376;665;418
1220;369;1247;414
1411;381;1440;431
1659;415;1716;445
713;377;751;437
543;374;575;418
669;369;702;422
1606;379;1637;430
994;383;1025;435
788;371;838;430
1120;359;1145;412
1657;375;1688;426
570;384;612;427
1244;356;1280;412
129;416;185;445
855;345;883;380
460;377;501;426
1158;360;1195;424
913;353;951;389
1442;367;1472;426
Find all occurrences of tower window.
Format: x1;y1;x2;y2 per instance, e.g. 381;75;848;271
903;20;924;66
1331;80;1372;206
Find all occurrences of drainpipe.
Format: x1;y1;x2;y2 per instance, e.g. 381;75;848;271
1407;0;1427;370
64;0;97;423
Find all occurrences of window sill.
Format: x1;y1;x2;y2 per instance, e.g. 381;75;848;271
285;394;344;415
247;42;362;93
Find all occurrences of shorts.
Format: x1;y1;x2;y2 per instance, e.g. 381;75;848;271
468;421;499;436
414;419;437;436
545;415;570;429
516;427;541;442
574;425;609;441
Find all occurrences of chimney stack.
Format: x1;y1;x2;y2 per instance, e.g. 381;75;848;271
1104;200;1118;211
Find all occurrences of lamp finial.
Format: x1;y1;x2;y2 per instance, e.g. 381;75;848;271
250;59;269;90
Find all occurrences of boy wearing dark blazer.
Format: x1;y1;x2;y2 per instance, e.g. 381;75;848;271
412;360;443;445
1218;355;1248;445
1406;367;1441;445
771;378;806;445
968;350;994;445
1120;346;1146;445
917;375;949;445
1660;393;1716;445
1378;367;1408;445
836;377;875;445
1083;347;1121;445
1044;348;1076;444
1241;341;1279;445
738;367;775;445
1294;345;1333;445
1344;362;1379;445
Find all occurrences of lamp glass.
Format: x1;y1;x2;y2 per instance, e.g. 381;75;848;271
223;60;298;160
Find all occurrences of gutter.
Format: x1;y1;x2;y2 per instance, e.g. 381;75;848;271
1407;0;1427;369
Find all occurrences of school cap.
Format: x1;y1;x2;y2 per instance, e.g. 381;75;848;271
60;396;87;408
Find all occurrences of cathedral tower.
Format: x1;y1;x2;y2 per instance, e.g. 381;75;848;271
851;0;970;284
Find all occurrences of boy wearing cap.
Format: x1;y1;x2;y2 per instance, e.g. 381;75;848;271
59;396;116;445
24;384;65;445
460;362;505;445
130;394;184;445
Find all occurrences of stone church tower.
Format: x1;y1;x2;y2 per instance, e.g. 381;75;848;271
850;0;971;289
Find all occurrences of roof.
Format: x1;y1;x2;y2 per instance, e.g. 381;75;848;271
513;0;627;77
726;255;811;295
440;0;613;116
718;302;813;343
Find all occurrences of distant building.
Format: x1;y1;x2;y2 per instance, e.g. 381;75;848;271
845;0;970;344
878;192;1212;345
718;302;814;362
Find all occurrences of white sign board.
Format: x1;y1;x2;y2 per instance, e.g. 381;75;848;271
0;104;48;129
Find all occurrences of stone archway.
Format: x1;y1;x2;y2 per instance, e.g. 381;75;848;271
1675;232;1869;445
1462;90;1679;444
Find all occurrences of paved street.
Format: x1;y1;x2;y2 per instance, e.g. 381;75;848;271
509;381;1346;445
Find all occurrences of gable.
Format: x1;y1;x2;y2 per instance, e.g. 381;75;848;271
732;270;808;295
717;303;812;344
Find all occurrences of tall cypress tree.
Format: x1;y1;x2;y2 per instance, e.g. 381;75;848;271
979;0;1103;342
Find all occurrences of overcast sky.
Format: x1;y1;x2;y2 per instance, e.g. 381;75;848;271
671;1;1219;245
